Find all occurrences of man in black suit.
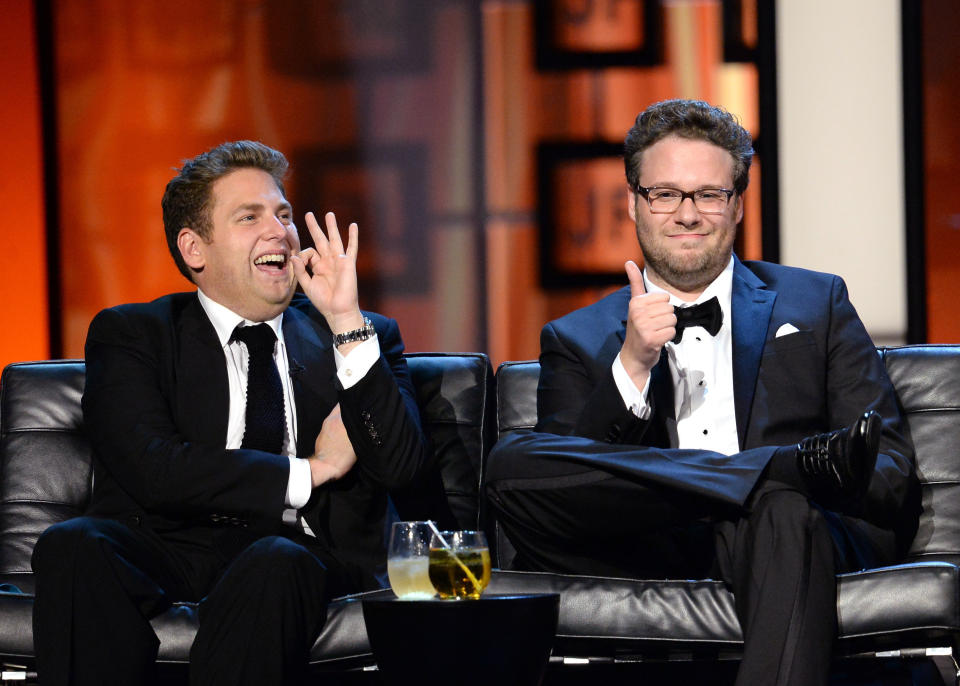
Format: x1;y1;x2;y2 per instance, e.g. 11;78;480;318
31;141;430;685
485;100;918;686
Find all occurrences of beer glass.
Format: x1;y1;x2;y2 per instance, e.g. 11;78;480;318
387;521;436;600
428;530;491;600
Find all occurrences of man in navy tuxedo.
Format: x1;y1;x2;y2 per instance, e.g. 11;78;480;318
32;141;430;685
485;100;918;686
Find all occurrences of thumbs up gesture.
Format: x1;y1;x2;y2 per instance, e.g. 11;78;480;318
620;260;676;388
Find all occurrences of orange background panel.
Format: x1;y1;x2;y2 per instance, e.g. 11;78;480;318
0;0;49;370
550;158;640;274
553;0;646;53
924;1;960;343
12;0;950;373
51;1;480;360
482;1;762;365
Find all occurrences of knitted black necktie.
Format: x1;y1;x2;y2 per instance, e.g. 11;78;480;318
232;323;285;454
673;296;723;344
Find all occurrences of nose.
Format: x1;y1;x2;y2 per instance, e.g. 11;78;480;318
264;215;288;239
673;196;701;225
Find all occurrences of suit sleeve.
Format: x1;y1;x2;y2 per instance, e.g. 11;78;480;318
336;315;429;489
536;321;649;444
82;307;290;523
824;276;917;529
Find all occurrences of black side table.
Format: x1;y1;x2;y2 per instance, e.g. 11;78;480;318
362;593;560;686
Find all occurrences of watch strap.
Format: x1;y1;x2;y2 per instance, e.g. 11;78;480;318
333;317;376;347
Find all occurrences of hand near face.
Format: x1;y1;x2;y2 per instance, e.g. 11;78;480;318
620;260;676;389
308;404;358;488
290;212;365;335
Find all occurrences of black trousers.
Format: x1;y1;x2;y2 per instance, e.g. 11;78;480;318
485;431;893;686
31;516;347;686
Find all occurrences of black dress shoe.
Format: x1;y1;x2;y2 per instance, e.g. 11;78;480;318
796;411;881;508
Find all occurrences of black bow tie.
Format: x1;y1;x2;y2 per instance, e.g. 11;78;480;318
673;297;723;344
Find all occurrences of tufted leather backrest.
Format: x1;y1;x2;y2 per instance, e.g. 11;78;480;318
404;353;495;529
495;346;960;567
495;360;541;438
0;354;494;592
0;361;91;592
881;345;960;564
491;360;540;567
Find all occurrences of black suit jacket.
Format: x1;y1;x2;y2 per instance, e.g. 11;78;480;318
82;291;429;591
536;257;917;550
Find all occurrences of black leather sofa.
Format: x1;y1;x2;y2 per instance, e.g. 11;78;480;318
2;347;960;683
491;347;960;684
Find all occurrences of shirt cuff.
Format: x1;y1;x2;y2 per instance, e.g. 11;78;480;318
334;334;380;389
285;456;312;510
612;353;652;419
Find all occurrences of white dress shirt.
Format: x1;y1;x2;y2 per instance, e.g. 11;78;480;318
612;257;740;455
197;290;380;528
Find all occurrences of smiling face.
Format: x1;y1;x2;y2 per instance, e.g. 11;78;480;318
179;167;301;321
627;135;743;300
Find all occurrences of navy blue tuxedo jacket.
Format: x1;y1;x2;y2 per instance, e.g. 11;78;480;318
81;291;429;591
536;257;917;551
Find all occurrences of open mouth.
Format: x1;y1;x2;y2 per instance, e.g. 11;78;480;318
254;253;288;271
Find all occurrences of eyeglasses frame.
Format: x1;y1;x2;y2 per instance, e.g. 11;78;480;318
633;185;736;215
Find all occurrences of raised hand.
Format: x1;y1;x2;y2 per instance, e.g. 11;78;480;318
290;212;364;335
620;260;676;388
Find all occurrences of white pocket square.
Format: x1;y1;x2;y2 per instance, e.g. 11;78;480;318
776;323;800;338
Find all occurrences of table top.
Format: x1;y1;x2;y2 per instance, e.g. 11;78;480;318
363;592;559;606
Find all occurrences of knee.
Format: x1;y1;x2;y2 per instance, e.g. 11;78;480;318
484;431;529;485
237;536;326;588
485;430;576;487
32;517;106;573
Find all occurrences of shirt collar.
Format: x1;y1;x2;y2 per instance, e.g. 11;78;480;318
196;289;284;348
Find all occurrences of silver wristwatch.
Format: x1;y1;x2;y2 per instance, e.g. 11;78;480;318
333;317;376;347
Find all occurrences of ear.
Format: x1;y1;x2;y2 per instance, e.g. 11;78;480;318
177;228;206;271
627;187;639;223
734;193;744;224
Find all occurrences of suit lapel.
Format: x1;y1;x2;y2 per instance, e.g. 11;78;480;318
177;296;231;444
281;306;339;458
730;258;776;449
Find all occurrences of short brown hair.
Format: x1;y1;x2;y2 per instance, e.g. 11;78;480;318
623;99;754;195
161;140;289;282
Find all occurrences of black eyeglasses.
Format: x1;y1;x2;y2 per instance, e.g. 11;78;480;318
634;185;736;214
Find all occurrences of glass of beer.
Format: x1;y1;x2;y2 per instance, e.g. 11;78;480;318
428;530;491;600
387;521;436;600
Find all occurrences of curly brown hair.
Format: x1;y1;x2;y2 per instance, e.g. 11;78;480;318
623;99;754;195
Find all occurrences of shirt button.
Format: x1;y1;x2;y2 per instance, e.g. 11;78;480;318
345;368;353;377
702;429;708;435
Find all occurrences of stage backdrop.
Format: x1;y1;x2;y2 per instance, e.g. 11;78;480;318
46;0;765;366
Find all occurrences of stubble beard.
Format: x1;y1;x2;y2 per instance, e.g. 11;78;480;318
635;227;734;294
